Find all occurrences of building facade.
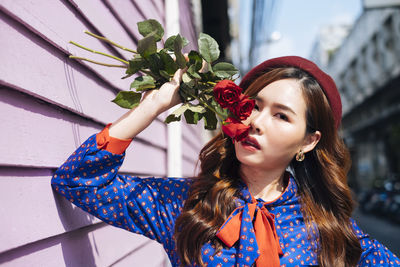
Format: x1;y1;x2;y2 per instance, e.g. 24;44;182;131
323;8;400;191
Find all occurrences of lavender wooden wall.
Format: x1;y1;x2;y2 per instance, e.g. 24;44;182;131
0;0;201;266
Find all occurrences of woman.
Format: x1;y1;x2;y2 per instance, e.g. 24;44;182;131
52;56;399;266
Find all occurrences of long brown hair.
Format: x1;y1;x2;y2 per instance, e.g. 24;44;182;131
175;67;362;266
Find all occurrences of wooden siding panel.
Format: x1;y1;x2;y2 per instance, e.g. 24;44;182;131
127;0;165;24
182;158;198;177
93;226;167;267
0;87;167;174
0;166;169;253
181;125;203;161
179;0;198;52
1;0;132;90
70;0;138;59
148;0;165;23
0;171;98;253
0;221;165;267
103;0;151;42
0;0;200;265
0;15;168;149
0;14;126;122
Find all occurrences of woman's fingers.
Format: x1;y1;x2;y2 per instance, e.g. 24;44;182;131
171;68;185;85
199;60;209;73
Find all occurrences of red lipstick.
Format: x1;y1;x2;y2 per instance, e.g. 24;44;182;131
241;136;260;150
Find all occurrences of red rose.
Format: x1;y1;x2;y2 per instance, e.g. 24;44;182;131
222;117;250;142
213;80;242;108
229;94;255;120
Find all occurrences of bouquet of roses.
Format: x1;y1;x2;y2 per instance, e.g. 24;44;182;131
69;19;254;141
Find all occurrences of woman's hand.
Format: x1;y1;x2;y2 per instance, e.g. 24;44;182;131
141;68;186;114
108;68;186;140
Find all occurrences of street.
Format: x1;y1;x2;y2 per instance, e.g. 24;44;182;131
353;209;400;257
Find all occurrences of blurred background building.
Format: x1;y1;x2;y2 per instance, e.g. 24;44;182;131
318;7;400;193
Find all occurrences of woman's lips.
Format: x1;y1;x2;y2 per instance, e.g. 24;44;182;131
241;136;260;150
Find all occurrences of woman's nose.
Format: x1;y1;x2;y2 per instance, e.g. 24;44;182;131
248;112;263;134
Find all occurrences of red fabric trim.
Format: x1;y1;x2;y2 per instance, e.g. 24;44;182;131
96;123;133;154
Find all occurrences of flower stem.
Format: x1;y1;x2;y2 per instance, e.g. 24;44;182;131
69;56;127;68
84;31;137;54
69;41;129;65
182;89;225;121
140;70;158;80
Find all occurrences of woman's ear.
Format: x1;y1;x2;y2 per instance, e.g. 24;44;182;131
302;130;321;153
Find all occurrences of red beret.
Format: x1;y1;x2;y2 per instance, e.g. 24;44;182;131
239;56;342;129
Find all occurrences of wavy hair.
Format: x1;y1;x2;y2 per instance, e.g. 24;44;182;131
175;67;362;266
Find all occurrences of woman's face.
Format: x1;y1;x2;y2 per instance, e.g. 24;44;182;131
234;78;320;171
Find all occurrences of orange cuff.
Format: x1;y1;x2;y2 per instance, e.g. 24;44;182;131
96;123;133;154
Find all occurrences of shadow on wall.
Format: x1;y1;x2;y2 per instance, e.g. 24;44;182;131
0;189;102;266
52;189;105;267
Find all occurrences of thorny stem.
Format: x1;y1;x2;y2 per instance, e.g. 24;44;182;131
84;31;137;54
69;56;127;68
69;41;129;65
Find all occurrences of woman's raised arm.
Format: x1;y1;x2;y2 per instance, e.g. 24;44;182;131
51;68;191;252
108;68;185;140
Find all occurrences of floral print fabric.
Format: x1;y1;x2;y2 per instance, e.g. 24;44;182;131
51;133;400;266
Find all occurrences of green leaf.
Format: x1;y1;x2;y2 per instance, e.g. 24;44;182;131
164;35;176;51
137;35;157;58
212;62;238;78
137;19;164;41
165;103;206;124
179;82;197;102
202;108;218;130
210;98;228;120
181;36;190;47
159;70;171;79
111;91;142;109
184;110;200;124
187;64;201;79
187;50;203;75
165;113;182;123
126;56;146;75
164;104;188;123
188;50;202;65
174;34;186;69
187;103;206;113
165;35;189;51
182;73;192;83
130;76;156;91
199;71;218;83
198;33;220;63
147;53;163;76
159;50;178;74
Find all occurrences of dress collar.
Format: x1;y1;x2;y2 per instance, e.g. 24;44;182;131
235;171;297;208
215;172;297;266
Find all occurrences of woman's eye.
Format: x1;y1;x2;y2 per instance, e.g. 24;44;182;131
275;113;289;121
253;104;259;111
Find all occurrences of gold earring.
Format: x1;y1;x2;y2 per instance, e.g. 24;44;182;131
296;150;305;161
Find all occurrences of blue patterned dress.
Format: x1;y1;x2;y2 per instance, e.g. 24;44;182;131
51;129;400;266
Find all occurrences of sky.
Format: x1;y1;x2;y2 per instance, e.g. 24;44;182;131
236;0;363;68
